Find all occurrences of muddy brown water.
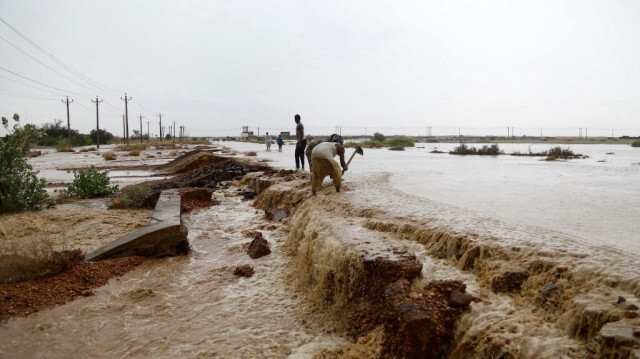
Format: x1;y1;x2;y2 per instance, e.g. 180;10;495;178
1;143;638;358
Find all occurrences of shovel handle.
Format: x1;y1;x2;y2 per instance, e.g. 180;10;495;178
346;148;358;166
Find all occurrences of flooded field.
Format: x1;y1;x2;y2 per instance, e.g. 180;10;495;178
1;141;639;358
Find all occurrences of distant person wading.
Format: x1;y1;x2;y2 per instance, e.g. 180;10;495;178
276;134;284;152
265;132;272;151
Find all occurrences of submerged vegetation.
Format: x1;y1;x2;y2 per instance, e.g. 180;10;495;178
450;143;503;155
511;146;586;160
0;114;48;213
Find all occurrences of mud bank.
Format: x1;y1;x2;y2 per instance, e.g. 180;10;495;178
250;170;640;358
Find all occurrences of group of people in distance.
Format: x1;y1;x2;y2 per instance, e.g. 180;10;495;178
265;114;348;196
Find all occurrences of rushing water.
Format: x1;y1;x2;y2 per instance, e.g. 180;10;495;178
2;141;638;358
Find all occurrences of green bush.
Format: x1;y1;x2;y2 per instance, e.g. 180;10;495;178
477;144;503;155
385;137;415;148
450;143;502;155
372;132;386;142
66;165;118;198
631;140;640;147
102;152;116;160
0;114;48;213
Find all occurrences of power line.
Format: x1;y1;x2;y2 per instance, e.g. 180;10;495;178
0;65;80;95
0;17;120;96
0;74;63;96
0;35;104;96
0;87;58;98
0;89;59;100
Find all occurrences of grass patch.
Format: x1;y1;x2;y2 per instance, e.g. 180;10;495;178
0;233;83;284
360;140;385;148
385;137;415;148
632;140;640;147
127;150;140;156
109;184;155;209
102;152;116;160
79;147;97;152
114;143;148;152
55;140;74;152
246;151;258;156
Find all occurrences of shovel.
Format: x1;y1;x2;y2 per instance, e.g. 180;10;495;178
343;146;363;175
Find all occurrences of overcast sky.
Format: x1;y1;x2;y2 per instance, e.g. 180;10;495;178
1;0;640;138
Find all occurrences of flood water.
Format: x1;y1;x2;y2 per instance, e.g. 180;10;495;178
228;141;640;255
2;141;638;358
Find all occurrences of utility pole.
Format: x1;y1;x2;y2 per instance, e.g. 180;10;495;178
62;96;73;145
147;121;150;143
121;93;132;144
91;96;103;148
585;128;588;141
122;114;126;144
138;115;145;144
507;127;510;139
173;121;176;145
158;113;163;140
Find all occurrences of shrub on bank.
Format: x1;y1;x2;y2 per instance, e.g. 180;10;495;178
0;114;48;213
632;140;640;147
102;152;116;160
66;165;118;198
109;184;155;209
0;234;83;284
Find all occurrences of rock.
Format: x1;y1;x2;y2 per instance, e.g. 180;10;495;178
634;327;640;337
180;187;214;202
449;290;475;307
247;232;271;259
382;279;471;359
265;208;288;221
234;265;255;277
618;296;627;304
556;265;569;273
362;253;423;299
491;268;530;293
625;311;638;319
627;304;639;311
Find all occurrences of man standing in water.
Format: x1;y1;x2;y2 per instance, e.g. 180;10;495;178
294;114;306;170
310;140;348;196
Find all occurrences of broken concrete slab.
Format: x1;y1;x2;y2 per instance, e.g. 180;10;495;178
86;189;189;261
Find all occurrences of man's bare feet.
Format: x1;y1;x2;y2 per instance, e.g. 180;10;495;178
335;186;340;193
